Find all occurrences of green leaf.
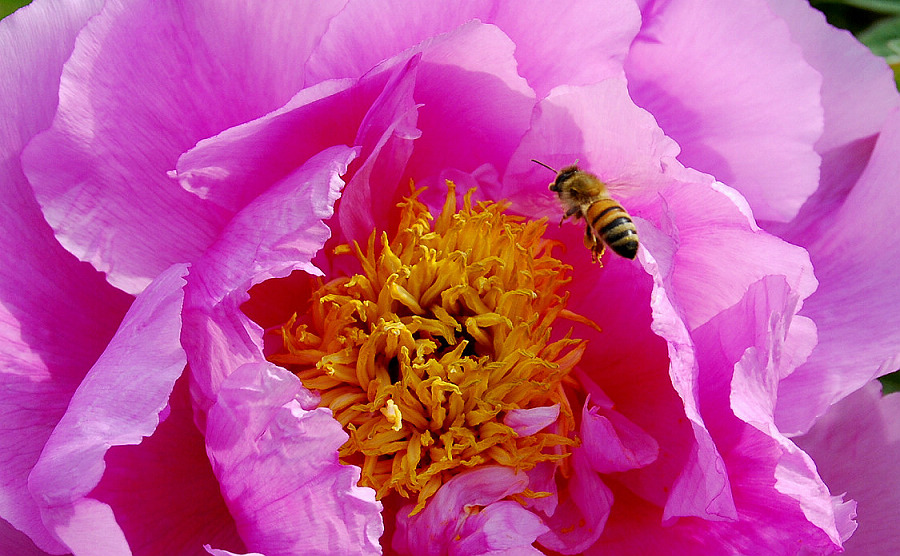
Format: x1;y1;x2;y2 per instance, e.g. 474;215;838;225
0;0;32;20
825;0;900;14
879;370;900;394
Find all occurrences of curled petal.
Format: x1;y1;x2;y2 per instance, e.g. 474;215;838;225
27;265;188;553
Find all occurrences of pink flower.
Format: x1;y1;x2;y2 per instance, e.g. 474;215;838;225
2;1;899;555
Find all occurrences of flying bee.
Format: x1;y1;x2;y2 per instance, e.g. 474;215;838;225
532;159;639;262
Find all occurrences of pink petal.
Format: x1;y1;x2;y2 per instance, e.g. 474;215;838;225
692;276;844;551
0;517;54;556
173;77;360;214
537;449;613;554
92;376;244;555
305;1;494;82
183;147;356;416
206;362;382;556
454;501;549;555
22;0;344;294
763;0;899;243
0;1;133;550
776;108;900;433
503;405;559;437
27;264;188;553
766;0;899;154
392;466;529;556
580;402;659;474
489;0;640;98
797;381;900;555
625;0;823;222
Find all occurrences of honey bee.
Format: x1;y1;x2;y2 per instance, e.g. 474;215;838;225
533;159;639;261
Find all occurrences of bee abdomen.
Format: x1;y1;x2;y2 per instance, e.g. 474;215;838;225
588;202;639;259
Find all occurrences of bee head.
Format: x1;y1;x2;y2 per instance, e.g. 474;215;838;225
550;165;580;194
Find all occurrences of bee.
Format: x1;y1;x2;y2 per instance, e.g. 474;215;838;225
533;159;639;261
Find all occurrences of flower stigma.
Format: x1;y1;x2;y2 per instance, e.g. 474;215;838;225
268;182;594;514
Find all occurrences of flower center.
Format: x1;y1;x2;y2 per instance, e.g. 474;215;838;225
269;183;591;513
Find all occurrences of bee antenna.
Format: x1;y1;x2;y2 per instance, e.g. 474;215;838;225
530;159;558;173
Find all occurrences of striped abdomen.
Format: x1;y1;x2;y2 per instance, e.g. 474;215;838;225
586;198;639;259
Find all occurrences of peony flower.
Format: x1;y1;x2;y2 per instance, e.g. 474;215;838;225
2;0;899;555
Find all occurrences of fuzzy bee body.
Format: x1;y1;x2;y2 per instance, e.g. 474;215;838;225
535;161;639;261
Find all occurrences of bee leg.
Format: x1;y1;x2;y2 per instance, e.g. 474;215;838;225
559;205;580;227
583;225;605;264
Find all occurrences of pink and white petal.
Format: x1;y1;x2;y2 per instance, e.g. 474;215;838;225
206;549;265;556
92;376;244;556
344;21;534;242
206;362;382;556
183;146;356;416
0;1;133;551
777;108;900;434
625;0;823;222
640;249;737;523
797;381;900;555
537;449;613;554
392;467;529;556
490;0;640;98
27;264;188;554
503;405;559;437
22;0;345;294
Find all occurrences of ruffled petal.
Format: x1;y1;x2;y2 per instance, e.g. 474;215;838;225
625;0;823;222
22;0;345;294
206;362;382;556
27;264;188;553
183;146;356;416
777;108;900;433
797;381;900;555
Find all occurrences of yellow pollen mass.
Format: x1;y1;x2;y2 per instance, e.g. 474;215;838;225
270;182;586;513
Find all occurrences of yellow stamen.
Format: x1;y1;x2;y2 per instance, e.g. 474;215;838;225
269;182;587;514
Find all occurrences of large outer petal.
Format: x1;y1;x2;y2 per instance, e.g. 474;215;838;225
797;382;900;555
27;265;188;555
306;0;638;98
763;0;899;244
22;0;346;294
92;375;244;556
776;109;900;433
0;1;133;552
625;0;823;223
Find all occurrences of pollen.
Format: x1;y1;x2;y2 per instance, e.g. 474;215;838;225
269;182;588;513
